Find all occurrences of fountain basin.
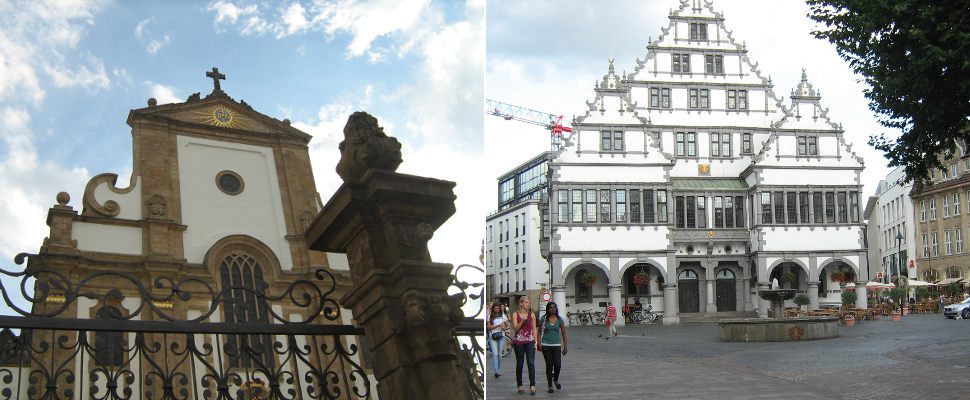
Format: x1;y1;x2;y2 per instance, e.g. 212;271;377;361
718;316;840;342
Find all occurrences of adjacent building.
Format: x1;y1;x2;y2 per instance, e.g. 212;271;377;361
546;1;868;324
486;152;552;309
870;167;917;283
912;154;970;288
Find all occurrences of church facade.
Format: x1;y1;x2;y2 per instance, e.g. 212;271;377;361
549;1;868;324
6;70;372;397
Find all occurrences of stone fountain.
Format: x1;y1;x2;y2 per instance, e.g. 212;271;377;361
719;279;839;342
759;288;797;319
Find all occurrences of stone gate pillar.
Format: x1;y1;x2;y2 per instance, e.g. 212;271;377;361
306;112;473;400
807;282;820;310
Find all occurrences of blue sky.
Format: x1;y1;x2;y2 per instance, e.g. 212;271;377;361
0;0;485;311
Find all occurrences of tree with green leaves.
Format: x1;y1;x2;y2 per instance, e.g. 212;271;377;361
807;0;970;184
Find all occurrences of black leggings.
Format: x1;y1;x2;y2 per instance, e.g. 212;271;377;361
541;346;562;387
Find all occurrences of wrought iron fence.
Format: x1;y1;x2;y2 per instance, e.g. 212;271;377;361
0;254;484;400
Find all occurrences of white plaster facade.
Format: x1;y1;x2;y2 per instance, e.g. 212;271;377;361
485;200;547;309
870;167;917;282
546;0;868;324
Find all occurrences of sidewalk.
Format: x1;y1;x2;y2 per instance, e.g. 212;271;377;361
484;315;970;399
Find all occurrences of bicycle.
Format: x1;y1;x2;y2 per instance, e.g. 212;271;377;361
630;305;661;324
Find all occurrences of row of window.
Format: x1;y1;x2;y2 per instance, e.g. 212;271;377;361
758;190;861;225
497;269;528;294
673;195;746;228
670;53;728;75
647;87;748;111
602;131;810;158
919;191;970;222
929;158;970;182
882;222;907;251
498;160;549;206
491;212;528;243
491;240;528;269
922;229;965;258
556;188;669;224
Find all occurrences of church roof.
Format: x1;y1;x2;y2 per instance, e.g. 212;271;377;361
126;68;312;144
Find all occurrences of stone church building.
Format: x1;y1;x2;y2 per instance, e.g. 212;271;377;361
6;69;374;398
549;0;868;324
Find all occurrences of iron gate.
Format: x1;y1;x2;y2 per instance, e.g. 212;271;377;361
0;254;484;400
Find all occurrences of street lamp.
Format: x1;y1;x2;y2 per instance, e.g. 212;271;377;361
896;231;907;312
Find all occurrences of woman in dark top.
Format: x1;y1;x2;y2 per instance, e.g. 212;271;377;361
536;302;568;393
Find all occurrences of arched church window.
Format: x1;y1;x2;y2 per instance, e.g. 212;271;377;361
220;253;274;368
95;306;125;366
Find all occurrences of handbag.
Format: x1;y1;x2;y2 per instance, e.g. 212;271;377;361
491;332;503;341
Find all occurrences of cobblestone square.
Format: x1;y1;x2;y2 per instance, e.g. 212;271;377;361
485;315;970;399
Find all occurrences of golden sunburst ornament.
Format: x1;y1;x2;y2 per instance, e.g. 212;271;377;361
202;106;236;128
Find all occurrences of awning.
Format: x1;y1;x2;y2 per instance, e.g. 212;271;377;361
935;277;966;286
670;178;748;191
906;278;935;287
844;281;893;290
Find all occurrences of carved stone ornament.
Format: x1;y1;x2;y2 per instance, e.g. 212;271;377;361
82;173;135;217
335;111;403;182
146;194;167;218
399;222;435;247
396;290;464;354
788;325;805;341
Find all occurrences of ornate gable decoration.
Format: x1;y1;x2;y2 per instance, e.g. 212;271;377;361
128;67;310;142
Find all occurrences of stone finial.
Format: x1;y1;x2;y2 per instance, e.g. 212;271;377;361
335;111;403;182
147;98;157;107
56;192;70;206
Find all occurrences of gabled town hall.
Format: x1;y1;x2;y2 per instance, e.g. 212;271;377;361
549;0;868;324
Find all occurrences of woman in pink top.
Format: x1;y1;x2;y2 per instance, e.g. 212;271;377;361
511;296;538;395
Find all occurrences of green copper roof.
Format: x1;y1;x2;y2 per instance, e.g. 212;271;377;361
671;178;748;191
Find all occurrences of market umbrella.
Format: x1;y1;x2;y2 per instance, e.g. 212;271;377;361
906;278;934;287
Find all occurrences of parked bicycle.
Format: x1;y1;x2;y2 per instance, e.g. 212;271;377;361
630;305;662;324
567;309;606;326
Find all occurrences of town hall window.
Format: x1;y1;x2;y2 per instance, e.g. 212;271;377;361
761;192;772;224
675;132;697;157
672;53;691;73
586;190;598;222
657;190;669;223
797;136;818;156
741;133;752;154
711;132;731;157
689;89;710;109
601;130;624;151
704;55;723;74
727;90;748;110
572;190;583;223
630;189;641;223
616;190;627;222
600;190;612;222
650;87;671;108
557;190;569;223
689;22;708;40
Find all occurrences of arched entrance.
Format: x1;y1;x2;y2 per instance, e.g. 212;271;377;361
623;263;665;307
715;269;736;311
678;269;700;313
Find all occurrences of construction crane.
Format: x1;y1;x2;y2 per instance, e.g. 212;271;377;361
486;99;573;151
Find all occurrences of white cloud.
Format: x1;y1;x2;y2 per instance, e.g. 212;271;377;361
0;0;105;104
112;67;134;88
133;16;172;54
146;33;171;55
149;83;181;104
208;0;257;25
279;2;309;37
42;54;110;90
0;107;88;270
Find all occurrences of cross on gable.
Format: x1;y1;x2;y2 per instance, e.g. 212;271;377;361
206;67;226;93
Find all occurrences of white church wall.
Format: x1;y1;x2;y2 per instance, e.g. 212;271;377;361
177;135;294;269
326;253;350;270
72;222;142;255
92;176;141;220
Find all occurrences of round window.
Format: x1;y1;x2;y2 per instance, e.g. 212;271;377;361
216;170;244;195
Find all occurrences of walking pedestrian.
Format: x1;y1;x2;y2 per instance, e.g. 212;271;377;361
537;302;568;393
605;301;618;337
512;296;538;395
487;303;509;378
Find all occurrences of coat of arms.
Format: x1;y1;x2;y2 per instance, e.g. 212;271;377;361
698;163;711;174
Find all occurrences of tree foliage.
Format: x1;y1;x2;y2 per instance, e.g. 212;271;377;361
807;0;970;184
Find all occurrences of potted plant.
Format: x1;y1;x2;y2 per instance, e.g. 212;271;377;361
843;271;856;283
794;293;810;312
887;287;903;321
632;271;650;287
781;271;795;283
579;270;596;287
841;291;858;326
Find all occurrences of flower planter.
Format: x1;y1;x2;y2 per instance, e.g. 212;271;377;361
890;312;901;321
902;307;909;316
844;317;856;327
